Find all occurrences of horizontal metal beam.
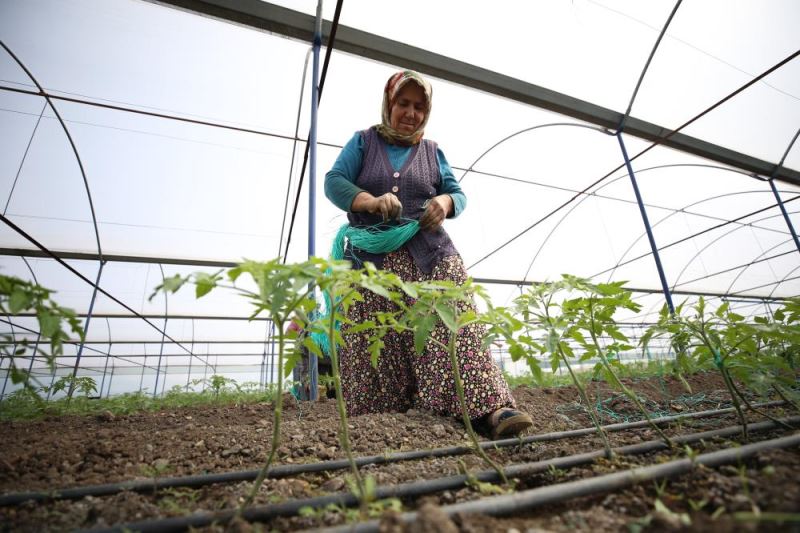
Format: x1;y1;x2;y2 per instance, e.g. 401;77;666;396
0;247;237;268
0;247;790;302
148;0;800;186
0;339;272;345
472;278;789;303
8;312;269;321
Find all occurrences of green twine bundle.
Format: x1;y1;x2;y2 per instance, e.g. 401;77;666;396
310;219;420;355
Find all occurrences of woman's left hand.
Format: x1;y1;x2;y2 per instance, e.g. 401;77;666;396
419;195;453;231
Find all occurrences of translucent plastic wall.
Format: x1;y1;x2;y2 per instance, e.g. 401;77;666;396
1;0;798;395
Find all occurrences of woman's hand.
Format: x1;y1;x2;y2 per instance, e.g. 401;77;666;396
419;195;453;231
352;191;402;221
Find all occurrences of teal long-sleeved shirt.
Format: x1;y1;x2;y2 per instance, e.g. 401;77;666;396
324;131;467;217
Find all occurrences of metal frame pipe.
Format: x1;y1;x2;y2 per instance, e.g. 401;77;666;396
1;246;790;304
618;134;675;314
2;401;784;506
306;0;323;402
768;179;800;255
67;261;106;399
766;127;800;254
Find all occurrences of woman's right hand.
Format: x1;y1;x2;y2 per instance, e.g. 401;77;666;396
352;191;402;221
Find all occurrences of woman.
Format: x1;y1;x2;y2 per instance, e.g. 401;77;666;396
324;70;532;439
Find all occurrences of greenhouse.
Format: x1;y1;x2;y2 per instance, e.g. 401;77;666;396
1;1;798;531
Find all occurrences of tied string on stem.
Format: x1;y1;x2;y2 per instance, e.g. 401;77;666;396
310;218;420;354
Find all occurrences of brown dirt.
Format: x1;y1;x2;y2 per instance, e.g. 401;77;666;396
1;371;798;532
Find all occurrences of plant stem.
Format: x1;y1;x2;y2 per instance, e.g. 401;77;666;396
728;375;793;430
585;303;673;446
445;314;509;486
718;363;749;441
327;289;368;514
589;331;673;447
237;320;285;516
683;322;749;440
558;349;614;458
774;384;800;412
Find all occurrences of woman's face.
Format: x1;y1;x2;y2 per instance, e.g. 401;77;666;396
389;82;427;134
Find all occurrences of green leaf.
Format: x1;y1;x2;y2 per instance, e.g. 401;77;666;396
509;343;526;362
414;314;437;355
560;341;575;359
162;274;186;294
595;282;623;296
361;278;391;300
457;310;478;329
348;320;376;334
434;302;457;333
227;266;242;282
568;329;587;346
527;357;544;384
303;336;323;357
195;279;216;298
606;326;629;343
284;350;301;377
37;309;60;338
368;338;384;369
399;281;418;299
8;289;32;314
10;365;29;385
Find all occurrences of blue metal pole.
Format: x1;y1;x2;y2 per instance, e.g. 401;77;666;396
617;133;675;314
768;179;800;255
307;0;323;401
67;260;106;399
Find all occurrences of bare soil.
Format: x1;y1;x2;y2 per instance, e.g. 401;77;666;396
1;372;798;532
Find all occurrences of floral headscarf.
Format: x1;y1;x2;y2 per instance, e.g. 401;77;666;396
375;70;432;146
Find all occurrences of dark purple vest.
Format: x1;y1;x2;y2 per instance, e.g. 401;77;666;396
346;127;458;273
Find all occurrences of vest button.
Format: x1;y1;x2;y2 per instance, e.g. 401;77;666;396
391;186;399;193
393;172;400;178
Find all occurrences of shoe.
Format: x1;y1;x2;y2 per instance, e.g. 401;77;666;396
487;408;533;439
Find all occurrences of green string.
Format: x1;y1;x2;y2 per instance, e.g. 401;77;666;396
712;347;723;369
310;219;420;355
331;219;420;260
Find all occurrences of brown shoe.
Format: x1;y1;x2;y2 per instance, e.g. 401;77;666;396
488;408;533;439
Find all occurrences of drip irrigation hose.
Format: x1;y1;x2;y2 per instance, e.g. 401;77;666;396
75;416;800;533
321;430;800;533
0;400;784;506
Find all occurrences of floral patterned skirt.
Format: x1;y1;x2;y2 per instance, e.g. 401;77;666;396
339;247;516;419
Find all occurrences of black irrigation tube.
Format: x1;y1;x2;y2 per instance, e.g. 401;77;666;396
78;416;800;533
0;400;784;506
322;428;800;533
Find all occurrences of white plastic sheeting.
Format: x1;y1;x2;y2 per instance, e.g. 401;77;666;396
0;0;798;392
